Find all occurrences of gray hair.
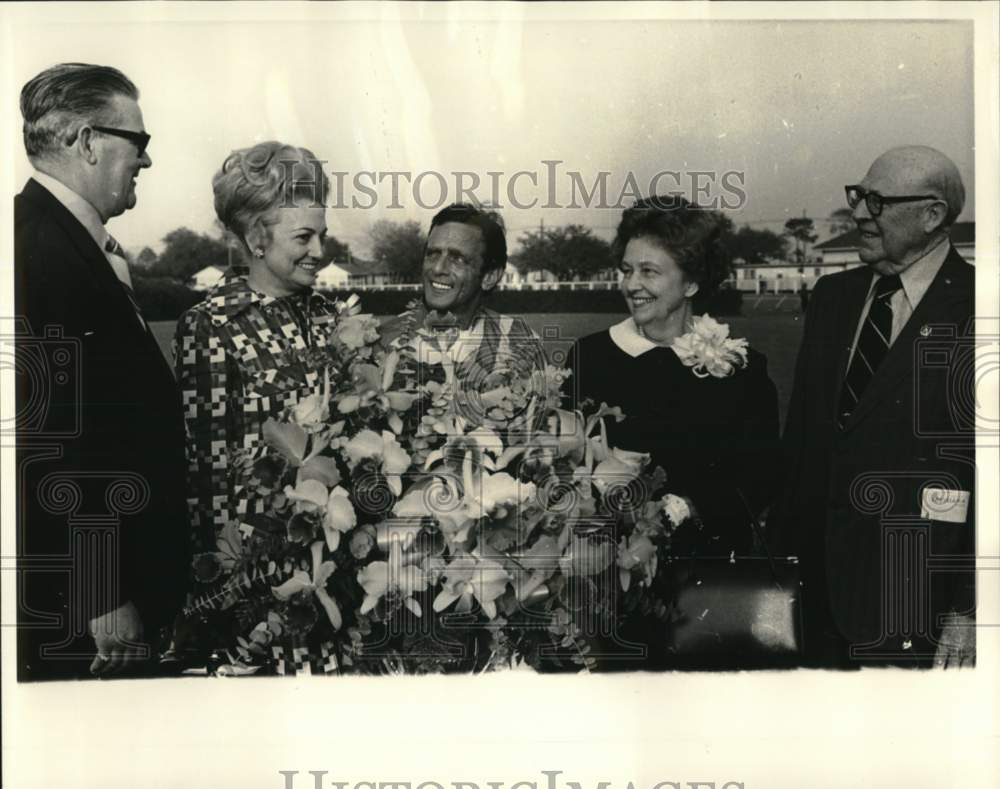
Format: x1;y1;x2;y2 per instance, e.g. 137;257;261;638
925;159;966;227
20;63;138;159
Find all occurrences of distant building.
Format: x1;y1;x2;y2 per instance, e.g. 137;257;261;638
314;258;413;290
815;221;975;265
731;221;975;293
188;264;226;291
501;268;559;289
730;261;838;294
313;262;352;290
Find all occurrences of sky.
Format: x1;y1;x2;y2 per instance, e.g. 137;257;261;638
1;6;998;789
2;6;976;257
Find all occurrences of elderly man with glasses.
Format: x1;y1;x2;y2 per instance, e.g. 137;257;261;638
14;63;189;680
770;146;975;669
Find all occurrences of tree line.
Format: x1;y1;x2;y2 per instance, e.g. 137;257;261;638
133;209;856;286
134;226;350;282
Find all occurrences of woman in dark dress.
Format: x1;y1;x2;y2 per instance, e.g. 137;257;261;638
566;196;780;556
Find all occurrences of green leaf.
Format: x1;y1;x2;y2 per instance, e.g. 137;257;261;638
241;513;287;536
298;455;341;487
485;525;518;552
262;419;307;466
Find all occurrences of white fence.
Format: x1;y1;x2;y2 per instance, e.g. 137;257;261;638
731;275;816;295
340;280;620;292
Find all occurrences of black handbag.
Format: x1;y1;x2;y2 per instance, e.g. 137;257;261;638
661;489;805;669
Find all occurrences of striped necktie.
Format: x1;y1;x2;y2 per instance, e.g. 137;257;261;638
105;235;147;331
837;273;903;427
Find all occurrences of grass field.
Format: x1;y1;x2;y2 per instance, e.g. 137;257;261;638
152;303;804;427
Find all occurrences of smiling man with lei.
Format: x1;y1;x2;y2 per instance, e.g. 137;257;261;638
380;203;550;441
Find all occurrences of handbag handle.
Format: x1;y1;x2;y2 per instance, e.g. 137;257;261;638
733;486;785;586
673;486;787;590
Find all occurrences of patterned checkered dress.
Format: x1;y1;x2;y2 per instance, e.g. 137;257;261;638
174;270;341;552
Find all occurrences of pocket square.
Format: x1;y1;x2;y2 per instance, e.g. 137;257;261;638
921;487;970;523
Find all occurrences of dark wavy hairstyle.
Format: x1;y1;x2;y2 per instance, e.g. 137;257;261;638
612;195;733;306
428;203;508;275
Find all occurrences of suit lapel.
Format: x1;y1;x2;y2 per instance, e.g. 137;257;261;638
844;248;971;431
831;267;874;419
22;179;152;340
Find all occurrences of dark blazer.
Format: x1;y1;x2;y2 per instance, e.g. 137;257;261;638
14;178;190;680
771;247;975;657
566;326;781;556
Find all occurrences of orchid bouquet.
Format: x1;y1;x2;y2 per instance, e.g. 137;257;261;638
181;303;690;675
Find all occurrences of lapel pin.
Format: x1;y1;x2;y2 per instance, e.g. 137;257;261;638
944;278;952;285
920;325;932;337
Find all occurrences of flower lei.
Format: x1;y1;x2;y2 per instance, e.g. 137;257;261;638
670;314;749;378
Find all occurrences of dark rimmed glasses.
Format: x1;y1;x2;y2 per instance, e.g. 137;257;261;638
91;125;151;157
845;184;942;218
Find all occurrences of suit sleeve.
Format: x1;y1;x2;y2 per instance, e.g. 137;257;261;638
174;310;237;551
767;274;830;554
735;352;781;518
16;209;135;620
943;311;976;618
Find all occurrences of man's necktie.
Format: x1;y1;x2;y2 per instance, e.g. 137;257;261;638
837;273;903;427
105;234;147;331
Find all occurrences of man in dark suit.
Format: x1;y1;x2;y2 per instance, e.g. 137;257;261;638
772;146;975;668
14;63;189;679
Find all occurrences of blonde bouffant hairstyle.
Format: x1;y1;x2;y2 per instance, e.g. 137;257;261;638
212;141;329;255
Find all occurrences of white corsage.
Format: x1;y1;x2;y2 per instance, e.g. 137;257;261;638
661;493;693;527
671;315;749;378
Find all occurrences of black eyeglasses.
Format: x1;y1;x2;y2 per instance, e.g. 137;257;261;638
845;184;942;217
91;125;151;157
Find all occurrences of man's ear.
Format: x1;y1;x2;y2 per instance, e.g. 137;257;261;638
75;126;99;165
481;266;503;293
923;201;949;234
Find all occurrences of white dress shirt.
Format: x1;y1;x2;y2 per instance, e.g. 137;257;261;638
848;238;950;363
31;170;134;289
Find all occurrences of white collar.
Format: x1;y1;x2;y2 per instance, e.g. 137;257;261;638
608;317;662;358
866;238;950;307
897;237;950;308
32;170;109;251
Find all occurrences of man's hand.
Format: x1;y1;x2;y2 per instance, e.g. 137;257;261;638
88;600;147;677
933;612;976;668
